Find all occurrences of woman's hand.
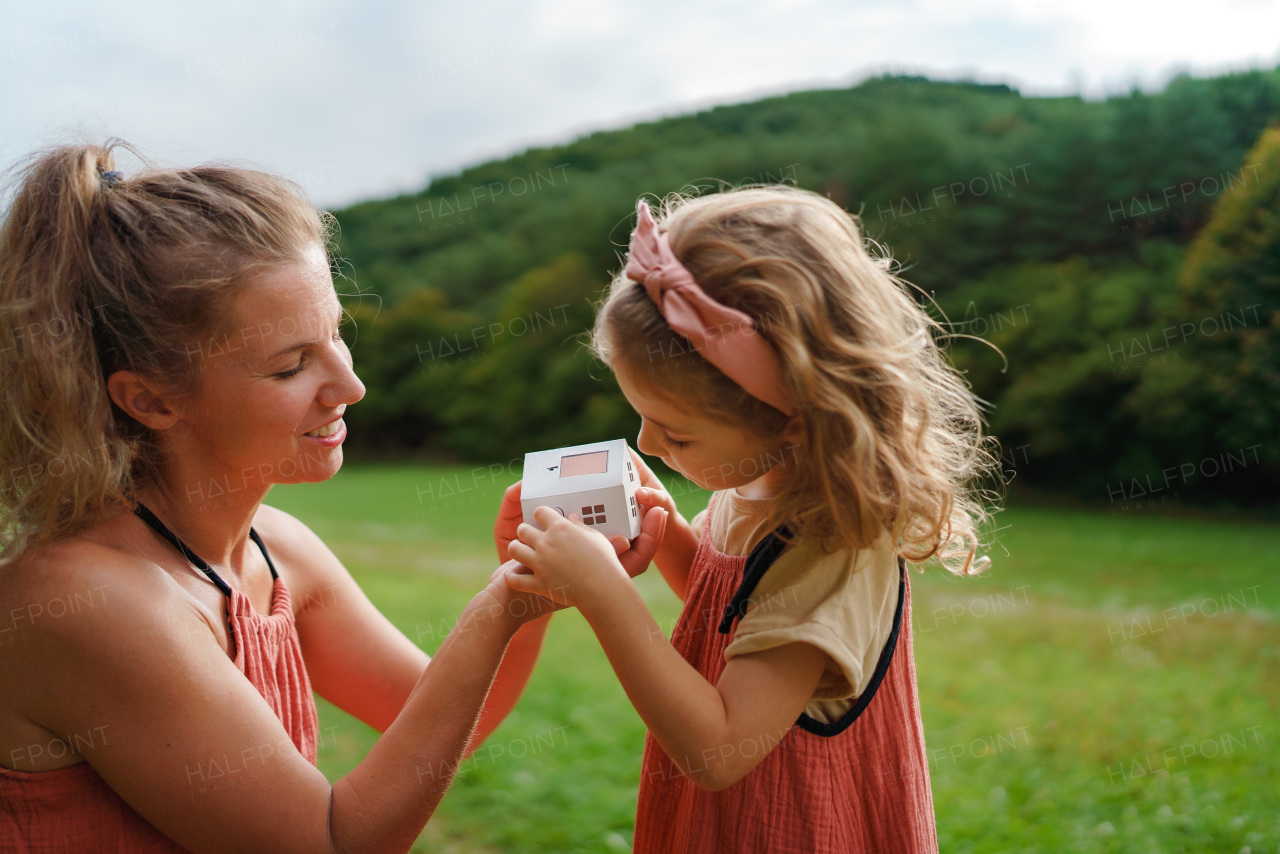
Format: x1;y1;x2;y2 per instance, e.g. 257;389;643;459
475;559;567;625
494;481;525;564
505;504;667;609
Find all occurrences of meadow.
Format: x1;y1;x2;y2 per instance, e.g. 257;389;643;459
268;464;1279;853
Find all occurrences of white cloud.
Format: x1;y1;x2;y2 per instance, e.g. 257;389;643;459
1;1;1276;207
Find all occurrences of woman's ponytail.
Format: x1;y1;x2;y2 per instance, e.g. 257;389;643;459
0;140;329;566
0;144;133;565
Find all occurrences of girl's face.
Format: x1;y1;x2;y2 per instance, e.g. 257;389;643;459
176;243;365;491
613;360;799;497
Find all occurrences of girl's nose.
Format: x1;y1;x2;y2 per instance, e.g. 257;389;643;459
635;419;662;457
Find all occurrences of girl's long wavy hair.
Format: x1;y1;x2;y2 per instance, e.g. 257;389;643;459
594;186;1000;575
0;140;330;567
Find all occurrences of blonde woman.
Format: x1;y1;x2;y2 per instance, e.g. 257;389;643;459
0;142;664;853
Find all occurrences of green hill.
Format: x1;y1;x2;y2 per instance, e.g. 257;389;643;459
330;69;1280;507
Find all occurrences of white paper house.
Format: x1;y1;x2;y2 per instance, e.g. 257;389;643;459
521;438;641;538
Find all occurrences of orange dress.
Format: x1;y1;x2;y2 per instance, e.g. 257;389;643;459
633;501;938;853
0;508;319;852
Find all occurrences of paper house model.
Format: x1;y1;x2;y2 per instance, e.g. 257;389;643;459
521;438;641;538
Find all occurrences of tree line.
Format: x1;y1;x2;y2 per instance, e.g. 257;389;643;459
331;68;1280;509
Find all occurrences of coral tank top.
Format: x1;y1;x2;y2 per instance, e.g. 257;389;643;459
0;505;319;852
633;499;938;853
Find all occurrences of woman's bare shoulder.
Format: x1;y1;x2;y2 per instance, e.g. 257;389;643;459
0;532;198;648
0;532;221;741
3;532;157;607
0;531;336;843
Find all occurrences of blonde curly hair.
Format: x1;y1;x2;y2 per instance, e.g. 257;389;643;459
0;140;330;567
593;186;1000;575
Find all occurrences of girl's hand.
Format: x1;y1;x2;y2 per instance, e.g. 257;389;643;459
629;449;682;527
506;504;667;608
496;479;651;572
628;449;699;601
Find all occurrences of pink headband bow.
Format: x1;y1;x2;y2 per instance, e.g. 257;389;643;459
624;200;797;417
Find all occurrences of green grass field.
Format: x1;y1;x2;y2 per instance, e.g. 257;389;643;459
268;464;1280;853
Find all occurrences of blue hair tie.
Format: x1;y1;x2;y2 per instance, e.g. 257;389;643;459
100;170;123;188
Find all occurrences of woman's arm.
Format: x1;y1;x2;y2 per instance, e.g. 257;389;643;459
474;481;556;744
330;569;543;849
12;545;546;854
507;508;828;790
264;504;551;744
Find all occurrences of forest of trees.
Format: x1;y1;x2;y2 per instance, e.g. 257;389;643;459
330;67;1280;509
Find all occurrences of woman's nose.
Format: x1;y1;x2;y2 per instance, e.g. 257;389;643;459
341;368;366;406
320;346;365;408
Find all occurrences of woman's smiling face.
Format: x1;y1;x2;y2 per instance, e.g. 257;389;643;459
177;243;365;489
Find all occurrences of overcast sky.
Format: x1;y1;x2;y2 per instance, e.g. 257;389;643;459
3;1;1279;208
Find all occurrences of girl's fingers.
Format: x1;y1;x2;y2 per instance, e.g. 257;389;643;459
629;449;669;492
635;486;662;506
507;539;535;566
503;570;542;595
504;566;567;605
532;505;570;528
515;521;543;544
619;507;668;577
489;559;523;584
636;487;676;518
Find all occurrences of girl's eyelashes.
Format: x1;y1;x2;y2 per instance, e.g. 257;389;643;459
661;435;691;449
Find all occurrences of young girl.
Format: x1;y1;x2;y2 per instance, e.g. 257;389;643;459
506;187;996;853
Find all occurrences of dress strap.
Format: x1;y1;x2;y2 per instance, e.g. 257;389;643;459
248;529;280;580
796;558;906;736
717;524;792;634
713;519;909;737
134;503;277;599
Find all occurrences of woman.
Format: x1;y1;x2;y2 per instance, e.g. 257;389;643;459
0;142;664;852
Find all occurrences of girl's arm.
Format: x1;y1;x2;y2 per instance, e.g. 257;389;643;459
627;450;699;601
507;508;829;790
477;477;669;742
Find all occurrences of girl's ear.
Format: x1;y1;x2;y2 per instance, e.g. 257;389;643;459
106;370;185;431
781;414;806;447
